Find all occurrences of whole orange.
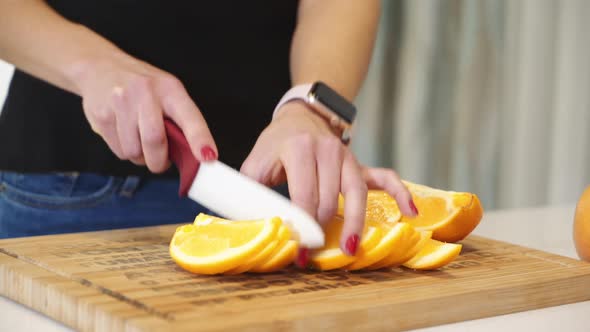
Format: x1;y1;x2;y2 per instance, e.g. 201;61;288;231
574;185;590;261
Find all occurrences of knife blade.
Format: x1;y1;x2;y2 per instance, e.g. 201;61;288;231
164;119;325;248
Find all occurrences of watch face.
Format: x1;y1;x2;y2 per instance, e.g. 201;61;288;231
310;81;357;124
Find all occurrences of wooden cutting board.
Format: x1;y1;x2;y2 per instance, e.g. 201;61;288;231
1;224;590;332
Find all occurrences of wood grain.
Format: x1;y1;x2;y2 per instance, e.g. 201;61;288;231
1;225;590;331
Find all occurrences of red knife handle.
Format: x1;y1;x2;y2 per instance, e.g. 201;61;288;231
164;118;200;197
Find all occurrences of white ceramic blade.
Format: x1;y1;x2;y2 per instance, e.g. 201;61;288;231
188;160;325;248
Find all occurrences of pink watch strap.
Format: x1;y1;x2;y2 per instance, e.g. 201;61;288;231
272;83;313;119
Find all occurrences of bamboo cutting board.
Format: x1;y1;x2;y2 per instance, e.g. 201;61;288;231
1;225;590;332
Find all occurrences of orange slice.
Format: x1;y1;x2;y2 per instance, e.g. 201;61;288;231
310;217;382;271
402;239;462;270
391;230;433;267
228;224;291;274
366;223;423;270
250;240;298;273
193;213;236;225
224;240;279;275
338;191;402;225
170;216;280;275
344;221;406;271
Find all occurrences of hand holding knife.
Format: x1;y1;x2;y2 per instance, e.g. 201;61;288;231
164;118;325;249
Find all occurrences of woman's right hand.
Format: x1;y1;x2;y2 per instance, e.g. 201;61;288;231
73;55;217;172
0;1;215;172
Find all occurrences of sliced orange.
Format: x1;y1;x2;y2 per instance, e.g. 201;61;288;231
367;222;432;270
170;217;280;275
224;240;279;275
338;191;402;225
227;223;291;274
171;177;479;275
250;240;298;273
193;213;235;225
402;239;462;270
344;221;406;271
310;217;383;271
390;230;433;268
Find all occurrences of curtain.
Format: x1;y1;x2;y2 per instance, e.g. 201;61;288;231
353;0;590;210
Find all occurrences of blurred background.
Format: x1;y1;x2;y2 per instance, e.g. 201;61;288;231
351;0;590;211
1;0;589;212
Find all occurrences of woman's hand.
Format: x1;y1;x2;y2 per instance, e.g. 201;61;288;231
241;101;418;266
0;1;217;169
73;55;217;172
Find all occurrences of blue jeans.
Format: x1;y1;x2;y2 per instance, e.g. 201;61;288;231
0;172;209;239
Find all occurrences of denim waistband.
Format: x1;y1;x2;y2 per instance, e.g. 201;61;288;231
0;171;143;197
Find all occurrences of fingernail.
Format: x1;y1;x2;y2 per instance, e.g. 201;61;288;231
409;199;419;216
200;146;217;161
345;234;360;255
295;248;309;268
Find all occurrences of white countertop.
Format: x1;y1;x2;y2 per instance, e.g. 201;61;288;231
1;204;589;331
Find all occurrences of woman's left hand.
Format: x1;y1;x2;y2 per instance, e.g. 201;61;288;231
240;101;418;267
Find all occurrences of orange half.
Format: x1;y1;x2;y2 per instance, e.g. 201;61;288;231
362;181;485;242
338;191;402;225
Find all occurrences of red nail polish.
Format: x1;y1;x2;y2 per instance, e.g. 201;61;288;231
345;234;360;255
296;248;309;268
409;200;419;216
200;146;217;161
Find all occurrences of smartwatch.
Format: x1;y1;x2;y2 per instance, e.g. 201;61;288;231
272;81;357;144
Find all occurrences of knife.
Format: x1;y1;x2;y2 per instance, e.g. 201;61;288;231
164;119;325;248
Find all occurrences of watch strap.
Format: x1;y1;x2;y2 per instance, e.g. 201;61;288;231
272;82;355;145
272;83;313;119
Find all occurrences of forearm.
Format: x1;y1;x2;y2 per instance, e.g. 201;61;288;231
291;0;381;100
0;0;129;95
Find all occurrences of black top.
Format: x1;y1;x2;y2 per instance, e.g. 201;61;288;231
0;1;298;177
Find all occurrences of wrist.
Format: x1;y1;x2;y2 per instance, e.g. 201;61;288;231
66;58;97;96
274;100;343;137
62;25;130;95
